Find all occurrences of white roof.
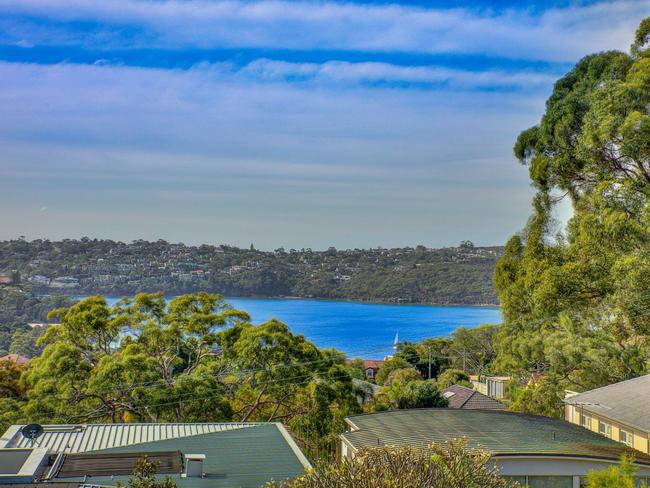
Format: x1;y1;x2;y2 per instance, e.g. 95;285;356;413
0;423;262;454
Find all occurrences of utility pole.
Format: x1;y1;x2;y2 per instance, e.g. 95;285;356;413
462;348;466;372
428;345;432;379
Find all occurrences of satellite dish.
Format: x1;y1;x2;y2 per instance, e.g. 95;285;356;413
21;424;44;445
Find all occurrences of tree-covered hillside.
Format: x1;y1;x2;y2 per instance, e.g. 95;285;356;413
0;239;501;305
494;18;650;415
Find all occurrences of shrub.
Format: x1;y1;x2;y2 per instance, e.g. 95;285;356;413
266;439;518;488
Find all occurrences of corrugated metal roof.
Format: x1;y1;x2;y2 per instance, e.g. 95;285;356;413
1;423;262;453
45;424;310;488
564;374;650;433
341;409;650;464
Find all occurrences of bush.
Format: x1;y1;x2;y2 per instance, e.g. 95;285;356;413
585;454;636;488
436;368;471;389
266;440;518;488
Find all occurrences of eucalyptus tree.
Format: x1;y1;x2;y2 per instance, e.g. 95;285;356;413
494;18;650;415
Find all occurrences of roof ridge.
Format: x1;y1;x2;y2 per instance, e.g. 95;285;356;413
564;374;650;402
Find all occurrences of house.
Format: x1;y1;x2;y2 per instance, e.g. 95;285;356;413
469;375;510;399
564;374;650;454
0;354;29;365
362;360;384;380
441;384;505;410
0;422;311;488
339;409;650;487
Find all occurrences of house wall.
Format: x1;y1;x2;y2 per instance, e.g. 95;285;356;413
565;404;650;454
498;457;650;488
340;442;650;488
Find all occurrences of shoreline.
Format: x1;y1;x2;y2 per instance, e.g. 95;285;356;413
60;292;499;309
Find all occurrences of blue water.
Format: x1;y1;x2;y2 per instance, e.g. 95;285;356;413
104;297;500;359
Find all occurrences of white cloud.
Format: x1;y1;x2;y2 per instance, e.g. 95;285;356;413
238;59;559;88
0;0;648;61
0;59;542;247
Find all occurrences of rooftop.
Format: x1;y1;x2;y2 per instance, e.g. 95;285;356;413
0;355;29;365
1;423;310;488
441;385;505;410
563;374;650;433
341;409;650;464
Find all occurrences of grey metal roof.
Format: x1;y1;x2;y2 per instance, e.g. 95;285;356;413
1;423;310;488
52;424;310;488
563;375;650;433
0;423;261;454
341;409;650;464
442;385;505;410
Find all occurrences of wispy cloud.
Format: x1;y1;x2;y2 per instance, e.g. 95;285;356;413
0;59;541;247
236;59;559;88
0;0;647;61
0;0;646;247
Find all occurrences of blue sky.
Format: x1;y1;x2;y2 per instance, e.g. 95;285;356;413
1;0;648;249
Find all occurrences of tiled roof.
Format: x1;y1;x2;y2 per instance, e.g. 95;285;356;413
0;354;29;365
341;409;650;464
363;360;384;370
564;375;650;433
442;385;505;410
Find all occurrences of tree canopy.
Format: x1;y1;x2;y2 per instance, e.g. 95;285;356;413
494;17;650;416
0;293;361;462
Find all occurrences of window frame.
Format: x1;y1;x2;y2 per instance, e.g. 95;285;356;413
620;428;634;447
598;420;612;438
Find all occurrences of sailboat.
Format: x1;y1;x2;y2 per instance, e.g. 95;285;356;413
393;331;399;351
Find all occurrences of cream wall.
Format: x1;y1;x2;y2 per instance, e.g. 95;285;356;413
565;404;650;454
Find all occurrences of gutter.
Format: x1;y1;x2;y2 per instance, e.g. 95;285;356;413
275;423;313;471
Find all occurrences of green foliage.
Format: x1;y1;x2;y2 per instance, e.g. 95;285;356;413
0;286;73;356
0;239;502;306
118;456;177;488
585;454;637;488
4;291;359;456
376;368;447;410
495;18;650;415
436;369;471;390
265;440;517;488
375;357;411;385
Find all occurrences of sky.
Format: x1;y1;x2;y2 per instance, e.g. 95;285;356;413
0;0;648;250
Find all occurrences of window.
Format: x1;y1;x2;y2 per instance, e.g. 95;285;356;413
620;429;634;447
580;413;591;429
504;476;573;488
526;476;573;488
598;420;612;438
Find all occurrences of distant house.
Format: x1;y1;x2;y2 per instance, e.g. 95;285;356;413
362;360;384;380
0;275;13;285
0;354;29;365
340;409;650;487
469;375;510;399
442;384;505;410
0;422;311;487
564;374;650;454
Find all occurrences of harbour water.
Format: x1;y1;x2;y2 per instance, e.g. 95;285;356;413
105;296;500;358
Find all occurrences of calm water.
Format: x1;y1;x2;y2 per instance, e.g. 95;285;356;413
105;297;500;359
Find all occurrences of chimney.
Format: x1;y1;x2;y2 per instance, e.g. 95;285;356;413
183;454;206;478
